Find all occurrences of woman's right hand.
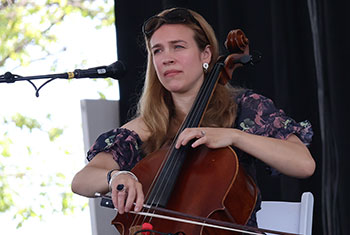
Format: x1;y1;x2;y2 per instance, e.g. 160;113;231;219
110;172;144;214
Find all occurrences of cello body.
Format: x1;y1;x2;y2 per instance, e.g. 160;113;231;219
112;145;257;234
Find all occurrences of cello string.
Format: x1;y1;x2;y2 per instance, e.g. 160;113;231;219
134;143;183;225
131;151;174;226
149;61;220;205
132;150;175;226
131;114;202;225
135;61;222;229
145;63;220;216
148;67;212;203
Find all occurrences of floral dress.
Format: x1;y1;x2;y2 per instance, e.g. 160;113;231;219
86;89;313;227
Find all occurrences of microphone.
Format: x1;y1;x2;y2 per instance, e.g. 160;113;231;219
72;61;127;79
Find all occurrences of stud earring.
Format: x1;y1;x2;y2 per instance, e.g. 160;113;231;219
203;62;209;73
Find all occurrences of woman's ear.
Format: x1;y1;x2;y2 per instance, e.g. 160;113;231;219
201;45;212;64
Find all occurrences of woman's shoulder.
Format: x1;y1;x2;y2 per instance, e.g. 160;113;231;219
235;89;278;112
235;89;262;103
122;116;151;142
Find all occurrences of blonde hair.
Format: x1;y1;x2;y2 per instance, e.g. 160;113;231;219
138;8;241;154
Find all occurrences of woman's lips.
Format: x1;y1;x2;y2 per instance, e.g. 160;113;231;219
164;70;182;77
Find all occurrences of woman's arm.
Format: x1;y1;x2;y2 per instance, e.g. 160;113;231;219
176;128;315;178
71;151;119;197
71;151;144;213
71;118;149;212
230;130;315;178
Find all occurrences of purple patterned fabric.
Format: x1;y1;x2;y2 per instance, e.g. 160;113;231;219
235;90;313;145
87;128;143;171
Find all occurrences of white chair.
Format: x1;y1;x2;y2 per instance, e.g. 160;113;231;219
256;192;314;235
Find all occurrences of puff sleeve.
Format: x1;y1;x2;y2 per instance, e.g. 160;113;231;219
86;128;144;171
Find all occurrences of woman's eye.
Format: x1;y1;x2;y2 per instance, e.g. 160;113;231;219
152;49;161;55
175;45;184;49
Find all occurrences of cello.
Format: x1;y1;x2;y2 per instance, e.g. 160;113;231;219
110;29;262;235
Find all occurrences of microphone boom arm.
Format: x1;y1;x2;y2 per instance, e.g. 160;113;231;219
0;61;126;97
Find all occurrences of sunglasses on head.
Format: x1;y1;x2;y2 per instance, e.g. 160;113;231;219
142;8;205;39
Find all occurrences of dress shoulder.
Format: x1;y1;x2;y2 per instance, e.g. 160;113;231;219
235;90;313;144
86;128;144;170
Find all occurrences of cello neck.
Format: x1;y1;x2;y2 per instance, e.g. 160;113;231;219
145;61;225;207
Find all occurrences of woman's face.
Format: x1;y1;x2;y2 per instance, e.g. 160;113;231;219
150;24;211;96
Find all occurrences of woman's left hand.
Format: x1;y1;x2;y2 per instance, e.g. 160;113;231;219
175;127;237;149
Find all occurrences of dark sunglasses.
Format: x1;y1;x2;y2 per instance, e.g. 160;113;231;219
142;8;205;39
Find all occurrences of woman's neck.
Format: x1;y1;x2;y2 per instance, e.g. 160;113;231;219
166;93;195;138
171;89;199;117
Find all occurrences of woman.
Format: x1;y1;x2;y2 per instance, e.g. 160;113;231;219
71;7;315;229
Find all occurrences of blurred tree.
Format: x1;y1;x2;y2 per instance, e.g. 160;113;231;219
0;0;114;68
0;0;114;229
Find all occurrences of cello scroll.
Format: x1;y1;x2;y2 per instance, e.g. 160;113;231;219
219;29;250;85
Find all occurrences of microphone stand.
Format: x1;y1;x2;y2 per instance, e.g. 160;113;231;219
0;61;126;97
0;68;116;97
0;71;75;97
0;71;68;97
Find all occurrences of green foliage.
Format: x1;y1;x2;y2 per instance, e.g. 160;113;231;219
0;0;114;68
0;0;115;229
0;135;12;157
0;165;14;212
61;192;74;214
10;113;42;132
14;207;38;229
48;127;64;141
98;91;107;100
0;113;86;228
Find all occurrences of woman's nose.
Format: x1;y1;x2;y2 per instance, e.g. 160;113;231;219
162;52;175;65
163;58;175;65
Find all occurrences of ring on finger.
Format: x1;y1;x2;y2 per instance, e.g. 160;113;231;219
200;130;206;137
116;184;125;192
